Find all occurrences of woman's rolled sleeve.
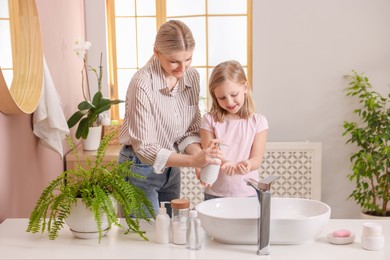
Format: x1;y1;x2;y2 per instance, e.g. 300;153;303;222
177;135;201;153
153;148;173;173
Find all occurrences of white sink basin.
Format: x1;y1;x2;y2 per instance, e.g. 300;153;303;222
195;197;331;245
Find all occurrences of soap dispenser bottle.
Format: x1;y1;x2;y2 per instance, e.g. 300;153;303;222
155;202;170;244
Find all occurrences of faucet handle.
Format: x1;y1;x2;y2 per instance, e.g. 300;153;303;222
258;175;280;191
244;178;258;188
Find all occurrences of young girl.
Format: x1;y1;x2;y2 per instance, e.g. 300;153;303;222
200;60;268;200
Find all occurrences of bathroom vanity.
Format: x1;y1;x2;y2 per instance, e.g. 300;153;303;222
0;218;388;259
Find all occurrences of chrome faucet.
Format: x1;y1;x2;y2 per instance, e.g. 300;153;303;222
245;175;280;256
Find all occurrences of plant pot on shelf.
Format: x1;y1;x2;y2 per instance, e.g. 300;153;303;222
83;126;102;151
65;197;117;239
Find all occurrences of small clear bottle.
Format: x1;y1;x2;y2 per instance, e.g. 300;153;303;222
186;210;202;250
171;199;190;245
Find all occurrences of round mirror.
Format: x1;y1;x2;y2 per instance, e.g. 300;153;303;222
0;0;43;114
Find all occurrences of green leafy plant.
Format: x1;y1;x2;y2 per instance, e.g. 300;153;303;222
342;70;389;216
67;40;123;139
26;132;155;242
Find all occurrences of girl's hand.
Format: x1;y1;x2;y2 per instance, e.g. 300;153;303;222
221;160;251;175
236;160;251;175
220;161;236;176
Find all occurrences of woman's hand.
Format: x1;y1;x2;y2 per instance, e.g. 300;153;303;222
196;168;213;188
194;139;223;187
193;139;223;168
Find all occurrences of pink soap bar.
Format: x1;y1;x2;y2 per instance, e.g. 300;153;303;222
332;229;351;237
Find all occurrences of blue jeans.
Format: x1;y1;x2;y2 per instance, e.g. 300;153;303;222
118;145;181;218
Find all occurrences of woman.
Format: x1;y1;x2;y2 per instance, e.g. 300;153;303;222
118;20;221;217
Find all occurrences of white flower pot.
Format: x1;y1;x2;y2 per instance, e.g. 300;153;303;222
361;211;390;219
83;126;102;151
65;198;117;239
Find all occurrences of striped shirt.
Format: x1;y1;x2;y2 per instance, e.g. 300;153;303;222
119;56;201;173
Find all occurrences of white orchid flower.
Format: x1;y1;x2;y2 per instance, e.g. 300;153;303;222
74;39;92;59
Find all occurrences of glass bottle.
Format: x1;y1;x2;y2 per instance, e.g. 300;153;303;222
186;210;202;250
171;198;190;245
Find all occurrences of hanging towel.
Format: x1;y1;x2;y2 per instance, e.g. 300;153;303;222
33;57;70;158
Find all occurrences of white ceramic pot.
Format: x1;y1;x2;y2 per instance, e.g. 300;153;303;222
360;211;390;220
65;197;117;239
83;126;102;151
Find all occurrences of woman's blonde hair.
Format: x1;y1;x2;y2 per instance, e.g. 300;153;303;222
209;60;256;122
154;20;195;55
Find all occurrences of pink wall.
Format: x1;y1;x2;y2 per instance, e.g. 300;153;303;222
0;0;85;222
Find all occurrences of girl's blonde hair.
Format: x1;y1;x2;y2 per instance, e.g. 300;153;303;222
154;20;195;55
209;60;256;122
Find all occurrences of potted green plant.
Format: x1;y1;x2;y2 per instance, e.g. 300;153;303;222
342;70;389;217
67;40;123;140
26;132;155;242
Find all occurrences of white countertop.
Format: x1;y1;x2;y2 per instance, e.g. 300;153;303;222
0;218;389;259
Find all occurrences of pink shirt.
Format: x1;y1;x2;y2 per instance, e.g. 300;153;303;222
201;113;269;197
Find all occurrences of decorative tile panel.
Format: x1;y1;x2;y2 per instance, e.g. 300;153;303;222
260;151;313;199
180;167;204;206
180;142;322;206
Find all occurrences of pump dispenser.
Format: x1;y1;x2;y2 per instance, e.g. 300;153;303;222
155;202;170;244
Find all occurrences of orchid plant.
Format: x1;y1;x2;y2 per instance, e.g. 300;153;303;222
67;40;123;139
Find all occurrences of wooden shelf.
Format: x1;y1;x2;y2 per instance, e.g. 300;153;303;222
65;144;122;170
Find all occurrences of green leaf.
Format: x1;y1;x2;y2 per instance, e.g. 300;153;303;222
78;101;94;110
67;111;87;128
95;99;123;114
76;117;90;139
92;91;103;106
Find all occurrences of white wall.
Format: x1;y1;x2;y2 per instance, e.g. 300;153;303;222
0;0;86;223
252;0;390;218
84;0;109;98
